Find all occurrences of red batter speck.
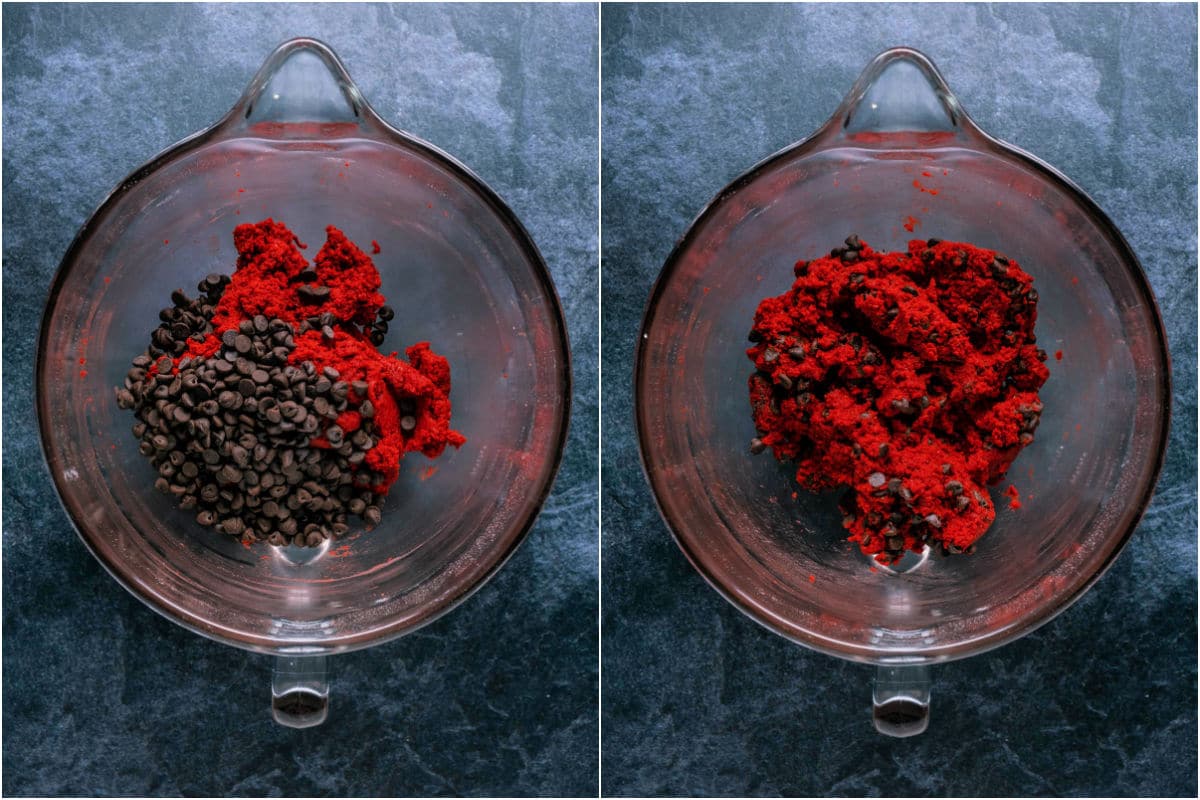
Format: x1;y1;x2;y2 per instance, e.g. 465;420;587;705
1005;484;1022;509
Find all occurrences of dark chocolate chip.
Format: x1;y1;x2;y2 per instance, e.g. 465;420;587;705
297;285;332;303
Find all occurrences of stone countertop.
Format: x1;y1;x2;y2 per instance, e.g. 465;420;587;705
2;4;597;796
601;3;1196;796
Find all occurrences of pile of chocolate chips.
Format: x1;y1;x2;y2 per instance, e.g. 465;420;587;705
114;275;402;547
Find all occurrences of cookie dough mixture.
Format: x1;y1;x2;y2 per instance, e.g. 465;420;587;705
115;219;465;546
747;236;1048;563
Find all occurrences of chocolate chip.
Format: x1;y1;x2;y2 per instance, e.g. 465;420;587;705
297;285;331;303
217;464;242;484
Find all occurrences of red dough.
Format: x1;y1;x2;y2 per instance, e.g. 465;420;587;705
747;237;1048;563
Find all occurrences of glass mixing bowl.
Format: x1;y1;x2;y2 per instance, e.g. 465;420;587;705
37;38;571;727
635;47;1170;736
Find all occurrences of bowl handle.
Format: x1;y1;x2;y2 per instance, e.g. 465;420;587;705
271;654;330;728
872;664;930;737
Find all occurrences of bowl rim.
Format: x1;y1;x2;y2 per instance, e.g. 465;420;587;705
35;38;574;655
633;50;1173;665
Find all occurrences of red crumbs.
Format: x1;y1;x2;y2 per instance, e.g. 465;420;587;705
1005;484;1022;509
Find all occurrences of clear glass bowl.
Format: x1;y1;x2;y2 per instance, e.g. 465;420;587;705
36;39;571;727
635;47;1170;736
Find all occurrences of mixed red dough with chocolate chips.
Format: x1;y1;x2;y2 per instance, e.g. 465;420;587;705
747;236;1048;563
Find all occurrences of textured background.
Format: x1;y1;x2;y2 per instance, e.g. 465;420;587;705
3;4;597;796
601;3;1197;797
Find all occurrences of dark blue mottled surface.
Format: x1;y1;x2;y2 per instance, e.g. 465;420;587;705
601;4;1196;796
3;4;597;796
